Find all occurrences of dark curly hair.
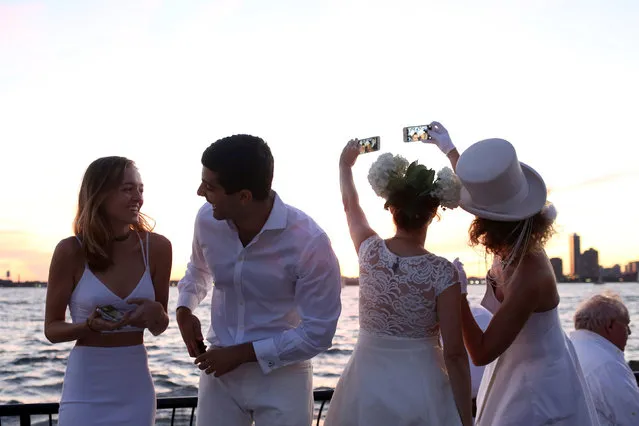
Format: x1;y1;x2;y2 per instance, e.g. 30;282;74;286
385;187;440;231
469;210;555;256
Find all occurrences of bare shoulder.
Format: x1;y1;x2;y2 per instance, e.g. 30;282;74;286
147;232;172;259
509;251;556;300
49;237;84;282
53;237;83;261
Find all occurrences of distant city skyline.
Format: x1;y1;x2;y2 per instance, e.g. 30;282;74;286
551;232;638;282
0;1;638;281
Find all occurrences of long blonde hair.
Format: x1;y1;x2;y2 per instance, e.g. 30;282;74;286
73;156;153;271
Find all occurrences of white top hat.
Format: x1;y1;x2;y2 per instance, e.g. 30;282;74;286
456;138;547;221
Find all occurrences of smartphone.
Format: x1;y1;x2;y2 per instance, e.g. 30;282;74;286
358;136;380;154
403;124;432;142
197;340;207;355
96;305;125;322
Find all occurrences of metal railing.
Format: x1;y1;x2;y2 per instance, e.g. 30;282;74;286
2;372;639;426
0;389;334;426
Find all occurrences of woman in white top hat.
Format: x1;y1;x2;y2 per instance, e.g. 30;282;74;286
427;123;599;426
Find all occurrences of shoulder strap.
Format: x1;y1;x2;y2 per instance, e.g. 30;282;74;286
145;232;150;268
136;233;149;268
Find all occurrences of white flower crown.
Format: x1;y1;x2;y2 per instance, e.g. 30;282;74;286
367;153;462;209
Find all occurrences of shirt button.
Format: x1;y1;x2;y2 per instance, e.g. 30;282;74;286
268;361;274;367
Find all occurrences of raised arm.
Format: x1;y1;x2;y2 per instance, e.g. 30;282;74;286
427;121;459;172
340;139;375;252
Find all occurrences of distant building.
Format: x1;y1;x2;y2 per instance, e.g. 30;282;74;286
581;248;600;280
625;261;639;274
570;234;581;277
550;258;564;281
601;264;622;280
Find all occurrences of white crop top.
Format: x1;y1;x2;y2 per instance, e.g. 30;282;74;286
69;233;156;333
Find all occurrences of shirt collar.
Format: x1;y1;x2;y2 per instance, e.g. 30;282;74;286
226;191;287;232
571;328;624;358
262;192;287;231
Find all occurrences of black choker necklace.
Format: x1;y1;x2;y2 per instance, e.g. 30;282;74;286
113;232;131;242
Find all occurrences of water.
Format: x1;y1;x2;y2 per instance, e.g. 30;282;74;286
1;284;638;421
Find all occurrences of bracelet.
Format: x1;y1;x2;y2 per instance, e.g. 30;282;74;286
86;317;98;332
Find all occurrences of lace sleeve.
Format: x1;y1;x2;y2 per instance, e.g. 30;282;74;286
357;233;379;259
436;260;460;297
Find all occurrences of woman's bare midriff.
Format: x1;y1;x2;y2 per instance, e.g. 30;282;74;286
77;331;144;347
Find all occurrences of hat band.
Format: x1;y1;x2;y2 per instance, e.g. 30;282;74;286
472;181;529;214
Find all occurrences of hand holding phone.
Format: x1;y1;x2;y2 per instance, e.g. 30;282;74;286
402;125;432;143
96;305;125;322
425;121;455;154
357;136;381;154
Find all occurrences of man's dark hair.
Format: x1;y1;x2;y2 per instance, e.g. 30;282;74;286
201;134;274;201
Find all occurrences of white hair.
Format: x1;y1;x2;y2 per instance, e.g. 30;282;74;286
574;290;629;331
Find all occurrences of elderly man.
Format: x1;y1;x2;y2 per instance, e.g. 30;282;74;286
570;291;639;425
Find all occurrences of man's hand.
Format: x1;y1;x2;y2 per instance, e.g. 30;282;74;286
194;343;257;377
176;307;205;357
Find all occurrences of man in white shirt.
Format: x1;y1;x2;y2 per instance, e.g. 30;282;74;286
570;291;639;426
176;134;342;426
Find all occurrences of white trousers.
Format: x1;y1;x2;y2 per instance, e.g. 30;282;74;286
196;360;313;426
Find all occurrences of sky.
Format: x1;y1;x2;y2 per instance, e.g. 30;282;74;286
0;0;638;281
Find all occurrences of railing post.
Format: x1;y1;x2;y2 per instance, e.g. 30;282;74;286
19;413;31;426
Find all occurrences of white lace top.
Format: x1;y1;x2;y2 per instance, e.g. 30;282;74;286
358;234;459;339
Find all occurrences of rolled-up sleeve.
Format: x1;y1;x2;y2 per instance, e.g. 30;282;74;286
253;232;342;374
177;212;213;312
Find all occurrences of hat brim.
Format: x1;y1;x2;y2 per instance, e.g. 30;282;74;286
459;163;547;221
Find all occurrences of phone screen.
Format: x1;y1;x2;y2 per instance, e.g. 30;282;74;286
358;136;380;154
97;305;125;322
403;125;431;142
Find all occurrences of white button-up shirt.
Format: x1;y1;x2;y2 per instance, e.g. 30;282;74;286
177;194;342;374
570;329;639;425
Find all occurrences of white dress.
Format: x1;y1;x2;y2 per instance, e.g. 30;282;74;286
324;235;463;426
475;278;599;426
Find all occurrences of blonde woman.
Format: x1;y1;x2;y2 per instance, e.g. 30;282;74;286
44;156;172;425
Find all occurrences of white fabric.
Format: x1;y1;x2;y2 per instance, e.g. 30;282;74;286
70;233;154;333
177;194;342;374
195;361;313;426
475;282;599;426
457;138;547;221
58;345;155;425
570;329;639;425
325;234;462;425
469;305;492;398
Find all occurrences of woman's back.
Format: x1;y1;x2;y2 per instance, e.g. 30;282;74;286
358;234;458;339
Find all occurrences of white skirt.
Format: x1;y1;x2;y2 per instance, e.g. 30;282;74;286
58;344;155;426
324;331;463;426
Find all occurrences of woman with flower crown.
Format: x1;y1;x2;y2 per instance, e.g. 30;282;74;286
323;139;473;426
429;122;599;425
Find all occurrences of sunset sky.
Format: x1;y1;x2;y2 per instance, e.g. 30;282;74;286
1;0;638;281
